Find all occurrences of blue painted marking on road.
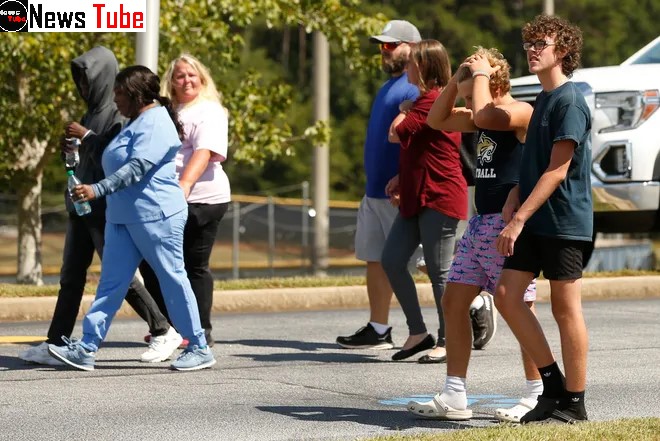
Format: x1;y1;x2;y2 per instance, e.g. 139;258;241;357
379;394;520;408
379;395;433;406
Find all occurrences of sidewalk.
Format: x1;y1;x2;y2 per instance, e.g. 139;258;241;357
1;275;659;322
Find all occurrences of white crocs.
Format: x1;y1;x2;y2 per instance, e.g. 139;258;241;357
408;394;472;420
495;397;537;423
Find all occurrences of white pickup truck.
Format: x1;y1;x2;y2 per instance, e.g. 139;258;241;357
510;36;660;235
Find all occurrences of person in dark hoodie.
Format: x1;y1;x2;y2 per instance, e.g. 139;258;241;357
18;46;183;366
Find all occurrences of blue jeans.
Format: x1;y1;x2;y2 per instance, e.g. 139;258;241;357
82;209;206;351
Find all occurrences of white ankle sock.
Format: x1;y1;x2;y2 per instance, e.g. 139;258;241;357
369;322;390;335
440;376;467;410
470;295;484;310
524;379;543;401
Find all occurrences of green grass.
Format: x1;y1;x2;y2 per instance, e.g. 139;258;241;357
0;270;658;298
367;418;660;441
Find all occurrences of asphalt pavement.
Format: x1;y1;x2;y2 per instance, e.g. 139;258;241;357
0;299;659;441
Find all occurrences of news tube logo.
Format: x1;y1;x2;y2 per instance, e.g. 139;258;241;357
0;0;28;32
0;0;147;32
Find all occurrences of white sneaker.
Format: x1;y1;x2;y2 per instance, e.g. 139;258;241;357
140;327;183;363
19;342;64;366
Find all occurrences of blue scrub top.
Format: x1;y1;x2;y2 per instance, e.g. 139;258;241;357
102;106;187;224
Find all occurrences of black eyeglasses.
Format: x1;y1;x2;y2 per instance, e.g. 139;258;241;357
522;40;555;51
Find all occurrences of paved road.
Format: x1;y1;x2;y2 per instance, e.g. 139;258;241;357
0;299;659;440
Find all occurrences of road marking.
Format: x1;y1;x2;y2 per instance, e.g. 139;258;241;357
0;336;45;344
379;394;521;409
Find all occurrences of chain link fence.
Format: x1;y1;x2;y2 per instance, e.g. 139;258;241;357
0;184;364;280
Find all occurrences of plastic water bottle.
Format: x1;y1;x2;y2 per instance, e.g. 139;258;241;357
64;138;81;168
67;170;92;216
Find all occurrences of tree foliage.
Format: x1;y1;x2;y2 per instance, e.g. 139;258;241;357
0;1;384;283
1;1;384;186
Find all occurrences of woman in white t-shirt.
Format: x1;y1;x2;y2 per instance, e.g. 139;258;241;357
140;54;230;348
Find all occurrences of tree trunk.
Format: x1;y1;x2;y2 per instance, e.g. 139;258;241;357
298;25;307;87
16;170;43;285
14;68;48;285
282;26;291;72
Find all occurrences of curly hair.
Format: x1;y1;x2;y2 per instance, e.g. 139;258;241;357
409;39;452;94
522;14;583;76
455;47;511;95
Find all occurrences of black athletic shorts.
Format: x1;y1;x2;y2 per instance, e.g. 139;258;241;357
503;228;591;280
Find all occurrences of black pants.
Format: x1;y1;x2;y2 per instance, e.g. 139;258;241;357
140;202;228;342
47;213;169;345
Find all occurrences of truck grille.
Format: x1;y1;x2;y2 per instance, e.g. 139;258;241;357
592;142;632;181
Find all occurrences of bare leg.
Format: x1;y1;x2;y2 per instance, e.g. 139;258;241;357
493;299;544;423
521;301;542;381
494;269;555;368
367;261;394;325
443;283;481;377
549;279;588;392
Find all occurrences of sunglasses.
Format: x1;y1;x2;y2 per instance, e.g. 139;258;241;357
380;42;402;52
522;40;556;51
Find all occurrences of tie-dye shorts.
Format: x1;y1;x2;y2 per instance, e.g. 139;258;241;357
448;213;536;300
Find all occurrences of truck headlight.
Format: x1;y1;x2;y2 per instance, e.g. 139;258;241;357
595;90;659;133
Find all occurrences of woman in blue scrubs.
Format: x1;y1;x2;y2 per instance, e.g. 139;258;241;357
49;65;215;372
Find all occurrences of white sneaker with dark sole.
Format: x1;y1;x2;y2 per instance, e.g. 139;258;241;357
471;292;497;350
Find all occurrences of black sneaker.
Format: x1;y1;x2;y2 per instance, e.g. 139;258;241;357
520;396;588;425
471;293;497;350
336;323;394;349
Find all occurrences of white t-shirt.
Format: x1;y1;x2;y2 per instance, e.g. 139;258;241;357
175;99;231;204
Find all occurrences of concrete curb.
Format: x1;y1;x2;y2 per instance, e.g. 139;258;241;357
1;276;659;323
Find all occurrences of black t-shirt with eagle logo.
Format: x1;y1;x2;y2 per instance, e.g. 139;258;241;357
474;129;522;215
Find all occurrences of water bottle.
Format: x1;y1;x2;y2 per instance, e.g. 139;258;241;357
67;170;92;216
64;138;81;168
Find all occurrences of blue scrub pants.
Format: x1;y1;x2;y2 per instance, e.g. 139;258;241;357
81;208;206;351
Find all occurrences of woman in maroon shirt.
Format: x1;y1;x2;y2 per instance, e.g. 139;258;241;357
382;39;468;362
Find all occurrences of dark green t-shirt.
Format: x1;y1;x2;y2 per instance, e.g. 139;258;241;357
519;81;593;241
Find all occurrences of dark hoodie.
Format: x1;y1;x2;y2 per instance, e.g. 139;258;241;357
66;46;124;217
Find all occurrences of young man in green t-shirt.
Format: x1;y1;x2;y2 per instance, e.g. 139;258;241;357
494;14;592;424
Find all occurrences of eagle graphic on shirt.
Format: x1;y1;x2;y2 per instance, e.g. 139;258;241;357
476;132;497;178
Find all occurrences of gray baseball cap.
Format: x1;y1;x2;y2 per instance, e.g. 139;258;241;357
369;20;422;44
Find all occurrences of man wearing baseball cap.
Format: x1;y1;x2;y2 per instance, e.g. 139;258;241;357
336;20;421;350
369;20;422;45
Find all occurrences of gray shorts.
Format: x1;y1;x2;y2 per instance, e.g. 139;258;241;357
354;196;398;262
